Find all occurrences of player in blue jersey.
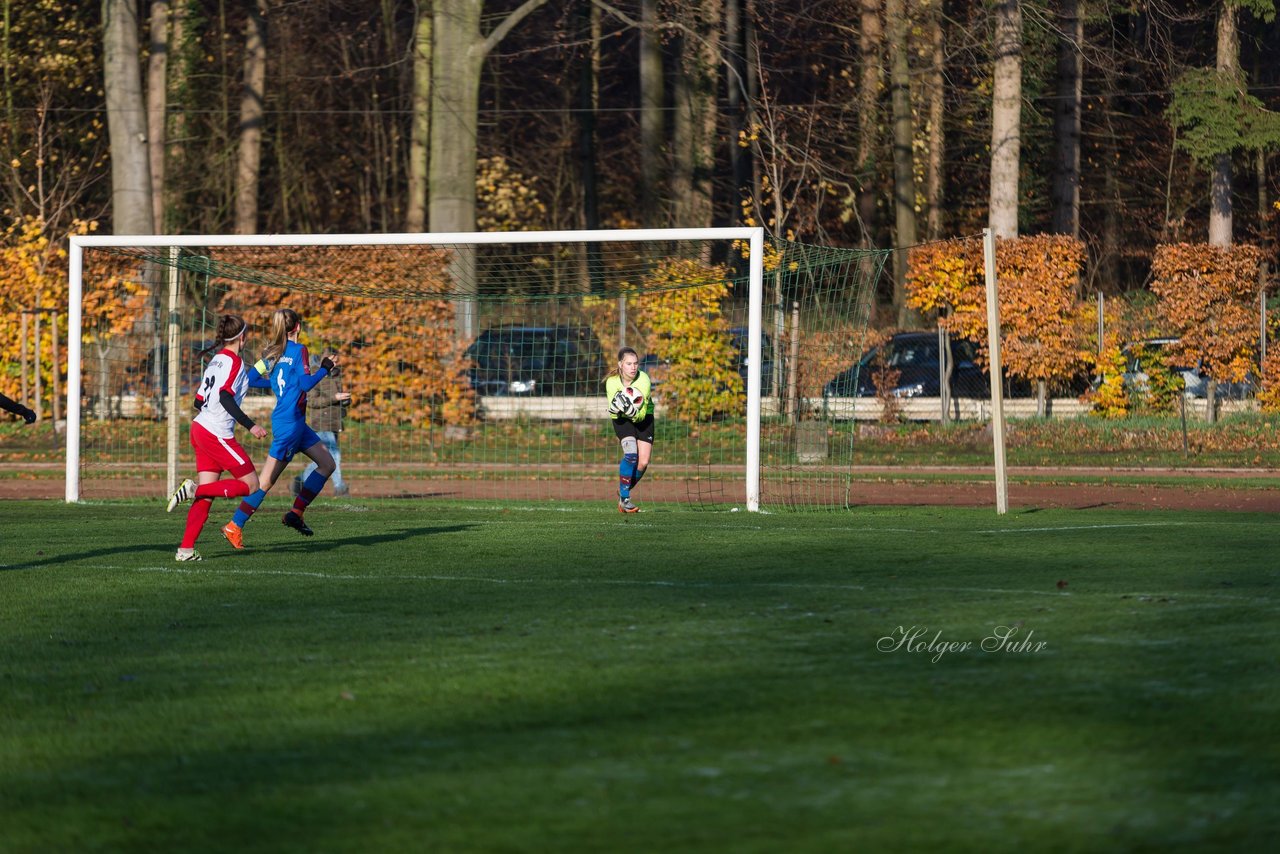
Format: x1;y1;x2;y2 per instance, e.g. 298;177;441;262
604;347;654;513
221;308;339;548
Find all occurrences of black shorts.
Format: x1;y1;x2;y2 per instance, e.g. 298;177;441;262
612;413;655;444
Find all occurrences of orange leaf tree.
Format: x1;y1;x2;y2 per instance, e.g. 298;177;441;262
1149;243;1264;387
1;217;146;415
905;235;1090;393
211;246;475;426
1258;350;1280;413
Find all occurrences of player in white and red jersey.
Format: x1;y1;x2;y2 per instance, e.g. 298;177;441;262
165;314;271;561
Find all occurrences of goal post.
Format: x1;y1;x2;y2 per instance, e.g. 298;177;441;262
65;228;881;510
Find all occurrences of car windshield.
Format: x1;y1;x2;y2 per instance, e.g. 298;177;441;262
886;340;940;367
469;334;555;366
859;336;972;370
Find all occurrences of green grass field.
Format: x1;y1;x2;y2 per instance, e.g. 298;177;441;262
2;500;1277;852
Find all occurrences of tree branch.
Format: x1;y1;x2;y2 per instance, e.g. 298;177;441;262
481;0;549;59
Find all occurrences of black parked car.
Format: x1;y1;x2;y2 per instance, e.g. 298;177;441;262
465;325;605;396
824;331;990;399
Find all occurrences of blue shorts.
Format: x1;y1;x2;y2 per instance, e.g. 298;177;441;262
269;422;322;464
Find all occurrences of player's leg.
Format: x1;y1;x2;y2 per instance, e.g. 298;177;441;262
177;470;222;560
293;429;333;503
630;415;655;494
632;439;653;489
179;426;254;558
223;455;284;548
617;435;640;513
284;436;332;536
294;454;318;497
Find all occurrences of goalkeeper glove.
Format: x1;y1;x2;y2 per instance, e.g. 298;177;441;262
21;405;35;424
608;389;630;417
320;355;336;372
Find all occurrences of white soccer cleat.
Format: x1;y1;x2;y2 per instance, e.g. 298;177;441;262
175;548;202;561
167;478;196;512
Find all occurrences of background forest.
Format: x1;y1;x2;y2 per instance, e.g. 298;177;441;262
2;0;1279;409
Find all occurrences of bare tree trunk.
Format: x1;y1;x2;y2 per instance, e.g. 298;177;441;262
886;0;918;326
431;0;548;340
672;0;721;232
166;1;189;227
405;3;431;232
725;0;749;225
1209;3;1237;248
857;0;882;251
577;0;604;292
1050;0;1081;238
989;0;1022;238
925;0;944;241
103;0;155;234
693;1;722;230
146;1;170;232
233;0;266;235
1101;140;1120;286
671;31;692;225
577;0;599;233
378;0;402;230
639;0;663;227
2;0;15;202
1260;149;1272;301
1259;149;1269;227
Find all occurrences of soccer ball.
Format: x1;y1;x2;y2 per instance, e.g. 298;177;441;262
623;386;645;414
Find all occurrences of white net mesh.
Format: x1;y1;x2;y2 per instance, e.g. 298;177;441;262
69;232;883;510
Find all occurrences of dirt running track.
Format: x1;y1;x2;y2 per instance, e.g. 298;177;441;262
5;466;1280;512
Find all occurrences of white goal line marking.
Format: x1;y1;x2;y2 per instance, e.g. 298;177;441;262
457;517;1188;536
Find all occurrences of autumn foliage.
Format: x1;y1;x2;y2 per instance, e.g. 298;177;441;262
904;235;1090;392
1149;243;1264;386
1258;351;1280;413
209;246;475;427
631;259;742;422
2;217;146;418
0;218;68;407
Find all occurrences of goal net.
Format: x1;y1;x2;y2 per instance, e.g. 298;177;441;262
66;229;884;511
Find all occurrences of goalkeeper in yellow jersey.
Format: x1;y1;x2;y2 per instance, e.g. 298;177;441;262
604;347;653;513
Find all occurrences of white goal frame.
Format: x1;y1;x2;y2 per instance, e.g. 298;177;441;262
66;227;768;508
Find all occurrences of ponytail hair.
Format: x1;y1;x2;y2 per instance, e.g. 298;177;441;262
262;308;301;363
606;346;639;380
201;314;249;356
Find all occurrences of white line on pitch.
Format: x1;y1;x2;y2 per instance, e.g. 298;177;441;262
457;518;1187;535
969;522;1187;534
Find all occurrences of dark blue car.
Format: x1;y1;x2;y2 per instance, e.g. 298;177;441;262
823;331;989;399
465;326;604;396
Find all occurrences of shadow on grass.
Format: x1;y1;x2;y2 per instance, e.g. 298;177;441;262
0;524;477;572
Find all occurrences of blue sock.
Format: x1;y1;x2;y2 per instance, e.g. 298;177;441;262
293;470;330;511
232;489;267;527
632;466;646;488
619;453;638;498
